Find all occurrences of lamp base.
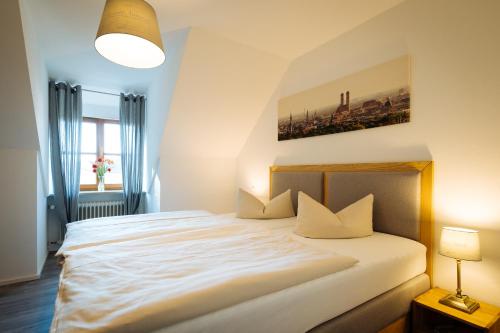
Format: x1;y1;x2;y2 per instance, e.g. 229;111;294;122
439;293;480;314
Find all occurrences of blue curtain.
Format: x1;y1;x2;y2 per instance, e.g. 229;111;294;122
120;93;145;215
49;81;82;233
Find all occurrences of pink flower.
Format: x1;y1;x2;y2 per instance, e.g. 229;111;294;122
98;157;103;162
92;169;96;173
107;168;111;172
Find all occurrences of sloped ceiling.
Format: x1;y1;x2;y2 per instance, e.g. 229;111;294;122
0;0;38;150
25;0;403;91
162;27;288;159
150;0;404;60
21;0;406;154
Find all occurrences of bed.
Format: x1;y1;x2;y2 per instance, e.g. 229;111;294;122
52;161;434;333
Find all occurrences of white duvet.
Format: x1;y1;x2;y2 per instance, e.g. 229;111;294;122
57;210;214;255
52;212;357;333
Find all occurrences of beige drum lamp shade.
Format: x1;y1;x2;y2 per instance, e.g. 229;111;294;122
439;226;481;261
95;0;165;68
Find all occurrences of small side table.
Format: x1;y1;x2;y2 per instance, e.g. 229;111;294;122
412;288;499;333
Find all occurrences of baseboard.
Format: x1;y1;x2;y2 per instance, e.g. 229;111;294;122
0;273;41;286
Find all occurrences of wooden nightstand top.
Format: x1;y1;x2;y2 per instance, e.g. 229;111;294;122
414;288;500;330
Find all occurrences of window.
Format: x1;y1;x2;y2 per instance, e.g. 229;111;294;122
80;117;122;191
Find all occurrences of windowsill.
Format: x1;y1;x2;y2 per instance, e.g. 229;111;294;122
78;191;147;196
79;191;125;201
80;190;123;194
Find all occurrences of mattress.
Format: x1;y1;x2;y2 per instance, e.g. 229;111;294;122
155;215;426;333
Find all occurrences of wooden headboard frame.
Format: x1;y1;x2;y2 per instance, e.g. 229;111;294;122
269;161;434;281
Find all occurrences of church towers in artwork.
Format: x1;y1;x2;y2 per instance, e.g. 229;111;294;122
336;91;350;114
287;90;351;137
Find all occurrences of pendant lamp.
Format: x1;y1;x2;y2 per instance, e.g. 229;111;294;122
95;0;165;68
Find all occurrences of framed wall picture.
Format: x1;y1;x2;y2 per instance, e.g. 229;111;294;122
278;55;410;141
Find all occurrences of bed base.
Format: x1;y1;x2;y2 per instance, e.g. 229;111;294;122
309;273;430;333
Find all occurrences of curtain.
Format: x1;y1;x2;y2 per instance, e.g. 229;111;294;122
120;93;146;215
49;81;82;233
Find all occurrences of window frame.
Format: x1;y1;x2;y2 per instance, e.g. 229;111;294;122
80;117;123;191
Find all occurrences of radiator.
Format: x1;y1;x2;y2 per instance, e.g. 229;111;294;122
78;200;125;220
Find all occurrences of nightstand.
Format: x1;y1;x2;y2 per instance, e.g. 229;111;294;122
412;288;499;333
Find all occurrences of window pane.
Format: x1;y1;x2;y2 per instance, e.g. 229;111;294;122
81;122;97;153
104;155;122;185
80;153;97;185
104;123;121;154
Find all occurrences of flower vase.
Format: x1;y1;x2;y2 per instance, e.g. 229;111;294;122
98;176;105;192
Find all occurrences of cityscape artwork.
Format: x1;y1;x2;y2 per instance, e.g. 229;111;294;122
278;56;411;141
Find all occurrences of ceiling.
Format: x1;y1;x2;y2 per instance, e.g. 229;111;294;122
24;0;403;91
150;0;404;59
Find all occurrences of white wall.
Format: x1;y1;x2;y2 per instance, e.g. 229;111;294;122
159;28;288;213
237;0;500;305
0;149;38;283
82;89;120;120
36;156;47;273
19;0;49;275
0;0;48;283
146;29;190;213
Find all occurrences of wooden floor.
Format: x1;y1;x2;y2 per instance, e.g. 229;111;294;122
0;254;60;333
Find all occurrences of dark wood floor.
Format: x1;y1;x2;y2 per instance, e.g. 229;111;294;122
0;254;60;333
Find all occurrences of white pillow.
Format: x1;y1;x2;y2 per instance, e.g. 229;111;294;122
236;188;295;219
295;191;373;238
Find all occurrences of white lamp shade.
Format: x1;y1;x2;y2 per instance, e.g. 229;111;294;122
439;227;481;261
95;0;165;68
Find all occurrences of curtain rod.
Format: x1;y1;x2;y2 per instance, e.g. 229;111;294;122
82;88;120;97
55;82;141;97
82;88;145;99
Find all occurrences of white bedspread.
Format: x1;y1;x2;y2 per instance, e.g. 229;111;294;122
159;216;426;333
57;210;213;255
51;213;357;333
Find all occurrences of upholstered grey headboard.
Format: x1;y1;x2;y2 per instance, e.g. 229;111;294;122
269;162;434;279
325;171;421;240
270;171;323;213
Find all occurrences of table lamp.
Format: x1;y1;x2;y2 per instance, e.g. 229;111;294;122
439;226;481;313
